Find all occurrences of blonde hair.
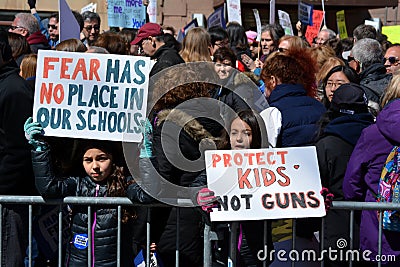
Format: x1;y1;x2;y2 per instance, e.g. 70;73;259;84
381;73;400;108
20;53;37;79
179;27;212;62
316;57;345;83
310;45;336;70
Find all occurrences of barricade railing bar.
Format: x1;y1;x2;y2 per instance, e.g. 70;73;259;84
0;196;399;267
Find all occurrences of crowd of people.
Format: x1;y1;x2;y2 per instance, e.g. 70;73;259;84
1;1;400;266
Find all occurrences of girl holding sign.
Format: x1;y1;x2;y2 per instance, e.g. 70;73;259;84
24;117;153;267
196;109;273;267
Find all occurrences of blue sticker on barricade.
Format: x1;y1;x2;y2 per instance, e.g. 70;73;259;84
73;234;88;249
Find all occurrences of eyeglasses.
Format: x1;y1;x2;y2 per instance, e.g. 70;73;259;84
84;25;100;31
9;25;26;31
384;56;399;65
326;81;345;88
48;24;58;30
214;40;229;48
139;38;151;49
278;47;287;52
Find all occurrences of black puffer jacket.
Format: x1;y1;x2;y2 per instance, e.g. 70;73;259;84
149;45;185;77
33;148;152;267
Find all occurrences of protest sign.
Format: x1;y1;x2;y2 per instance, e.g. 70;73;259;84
382;25;400;44
205;147;326;221
227;0;242;24
108;0;146;29
177;19;199;43
336;10;348;39
278;10;293;36
81;2;97;13
33;50;151;142
252;9;262;41
365;18;381;32
207;6;226;29
298;1;313;25
147;0;157;23
305;9;324;45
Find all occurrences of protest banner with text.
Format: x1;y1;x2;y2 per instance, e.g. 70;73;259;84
205;147;326;221
33;50;151;142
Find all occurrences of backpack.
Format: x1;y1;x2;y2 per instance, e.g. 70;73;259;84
377;146;400;232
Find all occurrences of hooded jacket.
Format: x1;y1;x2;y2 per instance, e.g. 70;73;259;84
153;100;223;267
32;148;152;266
344;99;400;262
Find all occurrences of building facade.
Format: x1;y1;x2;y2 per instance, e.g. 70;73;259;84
0;0;398;36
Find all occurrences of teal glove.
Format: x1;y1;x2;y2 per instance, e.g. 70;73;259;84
24;117;47;151
140;119;153;158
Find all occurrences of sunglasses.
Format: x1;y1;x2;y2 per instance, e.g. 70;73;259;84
384;56;399;65
48;24;58;30
9;25;26;31
278;47;288;53
84;25;100;31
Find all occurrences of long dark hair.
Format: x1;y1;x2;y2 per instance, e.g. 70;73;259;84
228;110;269;149
322;65;360;108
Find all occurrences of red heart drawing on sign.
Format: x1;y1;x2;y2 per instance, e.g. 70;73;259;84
294;165;300;169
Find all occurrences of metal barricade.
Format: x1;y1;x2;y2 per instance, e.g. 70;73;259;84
1;197;399;267
0;196;213;267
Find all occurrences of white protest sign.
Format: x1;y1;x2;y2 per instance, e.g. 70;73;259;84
252;9;262;41
108;0;146;29
365;19;381;32
205;147;326;221
147;0;157;23
33;50;151;142
81;2;97;13
278;10;293;36
226;0;242;24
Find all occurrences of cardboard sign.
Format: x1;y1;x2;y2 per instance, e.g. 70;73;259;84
207;6;226;29
336;10;348;39
107;0;146;29
205;147;326;221
298;1;313;25
227;0;242;24
382;25;400;44
305;10;325;46
278;10;293;36
33;50;151;142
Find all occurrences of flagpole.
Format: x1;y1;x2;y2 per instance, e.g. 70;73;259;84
269;0;275;24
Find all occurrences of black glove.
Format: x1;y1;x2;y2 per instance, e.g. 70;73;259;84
28;0;36;9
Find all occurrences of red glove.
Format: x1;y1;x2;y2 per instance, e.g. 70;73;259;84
197;188;218;212
320;187;334;212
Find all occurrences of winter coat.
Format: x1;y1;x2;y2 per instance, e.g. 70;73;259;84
316;113;374;258
149;45;185;77
0;61;35;195
267;83;326;148
212;71;269;121
32;148;152;267
359;63;392;115
153;100;224;267
343;99;400;263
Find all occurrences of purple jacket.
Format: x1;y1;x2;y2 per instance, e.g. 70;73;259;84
343;99;400;262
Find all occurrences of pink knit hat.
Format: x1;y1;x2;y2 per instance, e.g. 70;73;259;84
245;30;258;43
